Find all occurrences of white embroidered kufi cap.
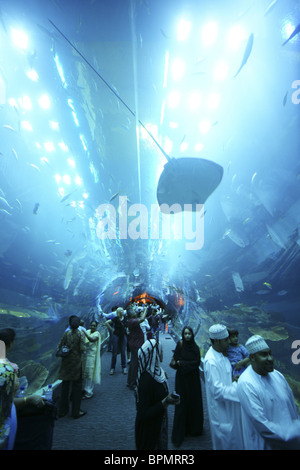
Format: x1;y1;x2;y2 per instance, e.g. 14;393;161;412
209;324;229;340
245;335;269;355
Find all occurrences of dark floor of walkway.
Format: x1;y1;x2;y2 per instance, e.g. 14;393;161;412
52;334;212;451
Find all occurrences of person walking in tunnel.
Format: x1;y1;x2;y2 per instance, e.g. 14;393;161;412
237;335;300;450
99;306;118;352
171;326;204;447
105;307;127;375
126;305;148;390
203;324;244;450
148;305;161;341
135;339;180;450
56;316;86;419
82;321;101;399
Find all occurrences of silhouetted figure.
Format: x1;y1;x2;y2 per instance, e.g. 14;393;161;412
171;326;203;447
57;316;86;419
135;339;179;450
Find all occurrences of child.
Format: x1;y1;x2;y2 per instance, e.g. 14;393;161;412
227;327;250;379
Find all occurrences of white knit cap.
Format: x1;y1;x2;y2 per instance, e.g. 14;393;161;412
245;335;269;355
209;324;229;340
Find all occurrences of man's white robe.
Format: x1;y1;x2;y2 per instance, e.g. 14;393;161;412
203;346;244;449
237;365;300;450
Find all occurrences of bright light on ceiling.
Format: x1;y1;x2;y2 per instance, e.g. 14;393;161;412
171;58;186;81
188;91;202;110
67;158;76;168
62;175;71;185
169;121;179;129
177;19;192;41
58;142;69;152
214;61;229;81
227;25;248;50
18;95;32;111
167;91;181;109
199;119;211;134
202;22;218;46
19;95;32;110
49;121;59;130
21;120;33;131
38;94;51;109
44;142;55;152
11;28;28;50
26;69;39;81
75;175;83;186
195;142;204;152
207;92;221;109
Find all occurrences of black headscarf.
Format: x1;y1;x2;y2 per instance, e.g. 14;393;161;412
177;326;200;364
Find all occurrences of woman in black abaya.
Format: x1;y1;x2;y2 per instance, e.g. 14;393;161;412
171;326;204;447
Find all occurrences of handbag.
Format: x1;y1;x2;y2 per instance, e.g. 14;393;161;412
169;356;178;370
169;340;182;370
56;333;71;357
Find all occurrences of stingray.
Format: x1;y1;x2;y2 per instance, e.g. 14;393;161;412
157;157;223;212
49;20;224;212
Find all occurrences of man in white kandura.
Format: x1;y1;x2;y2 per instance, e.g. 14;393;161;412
203;324;244;450
237;334;300;450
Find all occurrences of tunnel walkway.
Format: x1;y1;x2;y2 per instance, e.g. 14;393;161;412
51;333;212;451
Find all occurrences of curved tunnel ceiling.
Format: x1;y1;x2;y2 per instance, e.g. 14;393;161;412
0;0;299;338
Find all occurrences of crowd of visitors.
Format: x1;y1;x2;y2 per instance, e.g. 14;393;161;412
1;305;300;451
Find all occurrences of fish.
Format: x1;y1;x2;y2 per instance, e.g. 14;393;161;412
232;272;244;292
64;249;72;257
15;199;22;212
277;290;288;296
282;23;300;46
234;33;254;78
264;0;278;17
251;172;257;184
0;196;12;210
263;282;272;289
60;191;76;203
33;203;40;214
3;124;16;131
11;148;18;161
64;263;73;290
223;228;248;248
109;190;121;202
29;163;40;172
283;91;288;106
0;208;11;216
266;224;285;249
